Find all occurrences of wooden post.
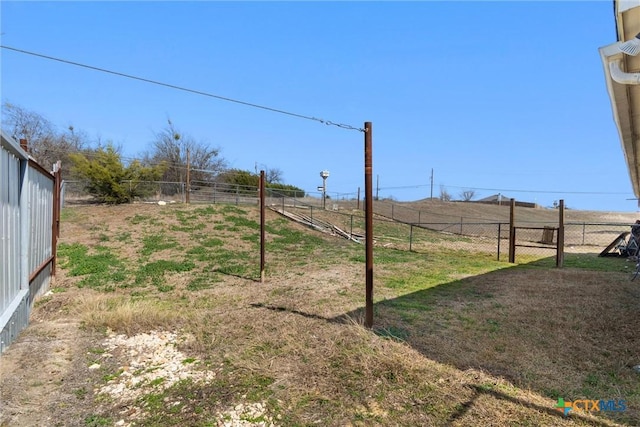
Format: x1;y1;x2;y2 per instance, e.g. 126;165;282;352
365;122;374;329
260;170;265;283
556;199;565;268
508;198;516;263
186;148;191;204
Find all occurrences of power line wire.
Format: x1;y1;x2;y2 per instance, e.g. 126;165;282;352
377;184;631;196
1;45;365;132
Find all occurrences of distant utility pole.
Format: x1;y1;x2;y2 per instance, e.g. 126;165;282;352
430;168;434;199
376;175;379;201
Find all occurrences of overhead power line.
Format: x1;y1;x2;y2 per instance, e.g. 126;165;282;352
1;45;364;132
377;183;631;196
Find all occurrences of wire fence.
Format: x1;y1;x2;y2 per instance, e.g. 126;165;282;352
62;180;637;263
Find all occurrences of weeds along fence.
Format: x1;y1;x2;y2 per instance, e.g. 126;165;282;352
1;132;62;354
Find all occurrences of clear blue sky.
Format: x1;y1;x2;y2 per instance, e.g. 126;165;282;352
1;1;635;212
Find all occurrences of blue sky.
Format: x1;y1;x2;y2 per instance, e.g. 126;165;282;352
1;1;635;212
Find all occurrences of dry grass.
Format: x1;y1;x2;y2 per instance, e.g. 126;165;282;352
71;294;184;335
3;202;637;426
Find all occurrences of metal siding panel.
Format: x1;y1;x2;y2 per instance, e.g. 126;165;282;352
0;147;22;314
26;165;53;278
0;133;55;354
0;290;29;355
29;265;51;305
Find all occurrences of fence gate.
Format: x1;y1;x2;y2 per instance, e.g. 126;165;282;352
508;198;565;267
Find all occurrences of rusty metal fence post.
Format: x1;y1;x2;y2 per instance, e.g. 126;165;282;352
556;199;565;268
508;198;516;263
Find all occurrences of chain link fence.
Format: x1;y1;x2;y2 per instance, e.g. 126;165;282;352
61;181;637;263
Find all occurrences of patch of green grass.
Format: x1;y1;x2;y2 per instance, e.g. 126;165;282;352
135;259;196;288
58;243;119;276
170;222;207;232
84;414;111;427
186;246;208;258
220;205;248;215
141;234;180;256
224;214;260;230
194;206;217;216
60;207;79;222
201;238;224;247
58;243;130;290
267;228;324;253
375;326;410;342
187;274;222;291
526;253;629;272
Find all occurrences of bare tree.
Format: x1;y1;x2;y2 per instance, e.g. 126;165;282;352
459;189;476;201
439;185;452;202
266;167;283;184
1;102;87;178
2;101;54;144
147;119;227;185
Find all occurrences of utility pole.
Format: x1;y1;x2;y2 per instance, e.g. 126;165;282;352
376;175;379;201
430;168;434;200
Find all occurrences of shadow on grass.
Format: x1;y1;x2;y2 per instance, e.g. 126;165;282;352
212;268;262;283
448;384;618;427
249;303;345;323
331;254;639;425
251;252;638;424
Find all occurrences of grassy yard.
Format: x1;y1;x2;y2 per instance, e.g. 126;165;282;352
16;203;639;426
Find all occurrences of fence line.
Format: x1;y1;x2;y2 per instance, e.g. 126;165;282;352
1;132;61;354
63;180;639;258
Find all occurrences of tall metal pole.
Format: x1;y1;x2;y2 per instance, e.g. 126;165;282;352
260;170;266;283
430;168;434;200
323;177;327;209
364;122;374;329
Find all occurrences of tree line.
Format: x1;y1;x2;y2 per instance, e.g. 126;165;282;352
2;102;305;203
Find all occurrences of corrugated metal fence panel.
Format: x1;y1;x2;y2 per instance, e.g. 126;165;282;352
28;165;53;272
1;132;30;355
0;141;23;316
27;165;54;302
0;291;29;354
